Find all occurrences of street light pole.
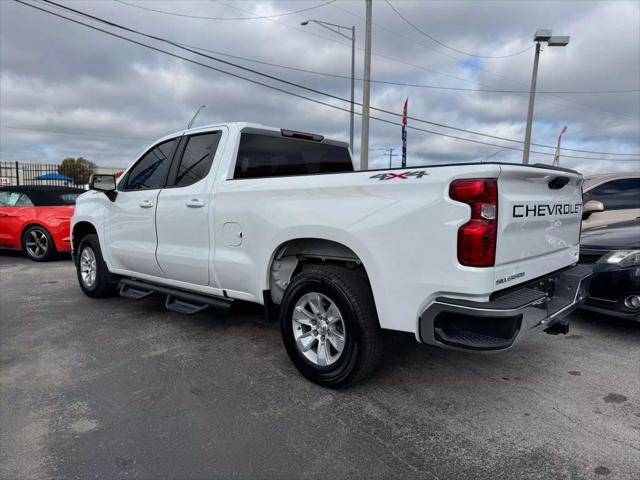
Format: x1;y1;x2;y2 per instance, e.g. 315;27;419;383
522;30;570;164
522;42;541;165
360;0;372;171
301;20;356;154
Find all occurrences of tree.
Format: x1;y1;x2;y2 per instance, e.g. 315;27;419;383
58;157;96;185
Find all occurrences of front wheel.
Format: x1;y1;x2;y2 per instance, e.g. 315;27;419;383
75;234;118;298
280;264;383;388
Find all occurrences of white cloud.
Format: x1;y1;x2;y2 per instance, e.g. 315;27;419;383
0;0;638;175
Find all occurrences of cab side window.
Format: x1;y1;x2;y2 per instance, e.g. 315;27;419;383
0;192;33;207
585;179;640;210
233;133;353;179
167;132;221;187
120;139;177;191
14;193;34;206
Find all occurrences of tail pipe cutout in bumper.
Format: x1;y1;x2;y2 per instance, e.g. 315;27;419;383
419;265;592;351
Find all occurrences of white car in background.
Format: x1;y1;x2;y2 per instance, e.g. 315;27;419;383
582;173;640;230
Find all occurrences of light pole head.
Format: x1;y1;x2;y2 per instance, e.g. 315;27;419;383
300;20;310;26
547;36;570;47
533;30;569;46
534;29;553;42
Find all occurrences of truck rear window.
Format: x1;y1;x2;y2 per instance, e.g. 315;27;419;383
234;133;353;179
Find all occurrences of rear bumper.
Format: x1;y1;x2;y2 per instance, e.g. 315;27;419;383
419;265;592;351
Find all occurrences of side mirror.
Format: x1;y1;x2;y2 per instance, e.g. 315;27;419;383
90;174;116;191
89;174;117;201
582;200;604;220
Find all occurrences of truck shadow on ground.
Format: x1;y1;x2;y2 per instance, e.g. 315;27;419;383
112;293;638;392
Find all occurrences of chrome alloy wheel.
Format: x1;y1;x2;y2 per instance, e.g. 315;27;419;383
79;246;97;288
292;292;346;366
25;229;48;258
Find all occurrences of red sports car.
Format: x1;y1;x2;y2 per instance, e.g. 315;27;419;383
0;186;85;261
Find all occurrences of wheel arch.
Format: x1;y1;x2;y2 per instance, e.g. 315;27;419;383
72;221;98;253
266;237;372;306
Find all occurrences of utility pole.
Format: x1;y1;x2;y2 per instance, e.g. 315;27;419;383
350;25;355;154
360;0;372;171
300;20;355;153
522;42;540;165
384;148;399;168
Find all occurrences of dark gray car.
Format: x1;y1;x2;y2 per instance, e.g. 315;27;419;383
579;219;640;319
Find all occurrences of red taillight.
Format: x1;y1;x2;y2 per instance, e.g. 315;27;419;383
449;179;498;267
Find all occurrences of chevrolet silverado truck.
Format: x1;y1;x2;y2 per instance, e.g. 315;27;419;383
72;122;591;387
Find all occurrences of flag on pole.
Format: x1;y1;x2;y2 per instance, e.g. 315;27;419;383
401;98;408;168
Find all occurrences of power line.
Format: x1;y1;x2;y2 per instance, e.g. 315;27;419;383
1;125;154;141
172;42;640;95
42;0;640;159
221;0;638;124
330;2;636;93
217;0;541;90
384;0;533;59
29;0;640;160
113;0;335;21
335;1;638;121
217;0;357;49
15;0;640;163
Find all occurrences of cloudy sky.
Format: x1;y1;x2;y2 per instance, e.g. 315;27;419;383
1;0;639;174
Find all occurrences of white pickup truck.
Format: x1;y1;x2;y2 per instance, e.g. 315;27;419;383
72;122;591;387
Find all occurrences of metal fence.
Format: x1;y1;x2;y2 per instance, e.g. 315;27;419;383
0;161;88;189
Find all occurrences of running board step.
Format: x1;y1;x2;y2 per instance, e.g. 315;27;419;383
165;295;210;315
120;283;153;300
118;278;231;314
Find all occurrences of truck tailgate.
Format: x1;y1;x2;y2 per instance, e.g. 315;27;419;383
494;165;582;282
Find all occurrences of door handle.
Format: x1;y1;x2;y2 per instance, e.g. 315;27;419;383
139;200;154;208
185;199;205;208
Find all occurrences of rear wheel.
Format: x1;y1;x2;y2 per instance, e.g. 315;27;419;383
75;234;119;298
22;226;55;262
280;264;383;388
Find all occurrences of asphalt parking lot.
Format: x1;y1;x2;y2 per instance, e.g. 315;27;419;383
1;254;638;479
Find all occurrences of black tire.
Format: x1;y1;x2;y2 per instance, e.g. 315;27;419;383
280;264;383;388
75;234;119;298
22;225;55;262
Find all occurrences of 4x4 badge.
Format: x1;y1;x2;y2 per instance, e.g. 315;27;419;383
370;170;428;181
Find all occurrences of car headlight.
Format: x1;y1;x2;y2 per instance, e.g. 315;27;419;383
597;250;640;267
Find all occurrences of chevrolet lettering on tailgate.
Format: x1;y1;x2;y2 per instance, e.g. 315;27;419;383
513;203;582;218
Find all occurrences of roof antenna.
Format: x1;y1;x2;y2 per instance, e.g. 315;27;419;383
187;105;206;129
